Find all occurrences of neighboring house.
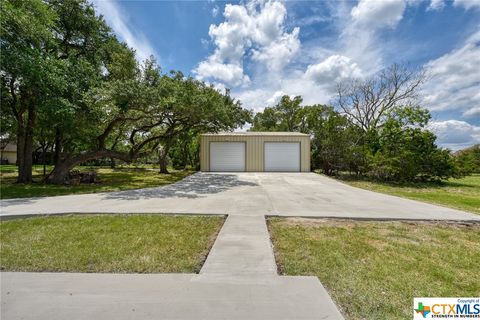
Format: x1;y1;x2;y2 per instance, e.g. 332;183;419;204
1;143;17;165
200;132;310;172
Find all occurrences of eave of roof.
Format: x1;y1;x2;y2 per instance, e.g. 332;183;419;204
201;132;309;137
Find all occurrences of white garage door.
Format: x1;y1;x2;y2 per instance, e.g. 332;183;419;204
210;142;245;172
265;142;300;172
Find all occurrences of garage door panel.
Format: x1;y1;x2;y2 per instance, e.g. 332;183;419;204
265;142;300;172
210;142;245;172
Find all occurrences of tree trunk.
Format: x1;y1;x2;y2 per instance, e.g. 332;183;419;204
159;151;169;174
158;141;172;174
22;138;33;183
21;105;35;182
182;142;189;169
16;125;26;183
110;157;116;169
47;150;132;184
48;161;71;184
42;145;48;177
54;128;63;166
16;104;35;183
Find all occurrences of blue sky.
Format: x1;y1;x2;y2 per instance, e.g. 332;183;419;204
93;0;480;150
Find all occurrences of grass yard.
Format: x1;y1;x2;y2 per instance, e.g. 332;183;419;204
268;218;480;320
0;214;224;273
337;174;480;214
0;165;193;199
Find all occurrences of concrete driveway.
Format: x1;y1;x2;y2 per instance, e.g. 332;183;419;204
1;173;478;320
1;172;478;220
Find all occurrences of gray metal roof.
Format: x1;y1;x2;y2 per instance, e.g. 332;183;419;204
201;132;310;137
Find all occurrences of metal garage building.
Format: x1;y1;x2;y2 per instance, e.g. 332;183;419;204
200;132;310;172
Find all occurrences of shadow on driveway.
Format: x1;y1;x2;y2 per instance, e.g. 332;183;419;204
103;173;258;200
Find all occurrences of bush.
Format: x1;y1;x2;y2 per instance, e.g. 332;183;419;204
455;145;480;175
362;111;459;182
363;108;460;182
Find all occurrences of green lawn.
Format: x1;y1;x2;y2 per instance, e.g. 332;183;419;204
0;214;224;273
268;218;480;320
337;174;480;214
0;165;193;199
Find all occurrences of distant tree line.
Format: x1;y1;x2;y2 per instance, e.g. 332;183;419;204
252;64;475;182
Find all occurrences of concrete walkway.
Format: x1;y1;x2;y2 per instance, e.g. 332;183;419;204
199;215;277;277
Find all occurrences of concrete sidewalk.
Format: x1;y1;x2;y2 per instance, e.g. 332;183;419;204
1;272;343;320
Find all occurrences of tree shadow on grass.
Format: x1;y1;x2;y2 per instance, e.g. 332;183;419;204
102;172;258;200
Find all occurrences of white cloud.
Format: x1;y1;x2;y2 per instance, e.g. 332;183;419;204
193;0;300;86
212;5;219;17
428;120;480;150
195;58;250;86
422;30;480;116
266;91;286;105
351;0;406;29
426;0;480;11
427;0;446;11
236;88;296;112
463;105;480;118
340;0;409;74
295;15;331;27
405;0;423;5
251;27;300;72
234;88;279;112
195;0;479;150
454;0;480;10
233;69;334;111
201;38;210;49
195;0;413;110
208;4;252;62
304;55;362;90
93;0;157;62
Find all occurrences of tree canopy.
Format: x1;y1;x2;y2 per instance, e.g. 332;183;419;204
1;0;251;183
250;64;459;182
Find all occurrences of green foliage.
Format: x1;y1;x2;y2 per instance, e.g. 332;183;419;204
2;0;251;182
455;145;480;174
252;96;460;182
251;95;304;132
169;132;200;170
364;107;458;182
310;106;365;175
0;0;59;119
1;0;122;182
